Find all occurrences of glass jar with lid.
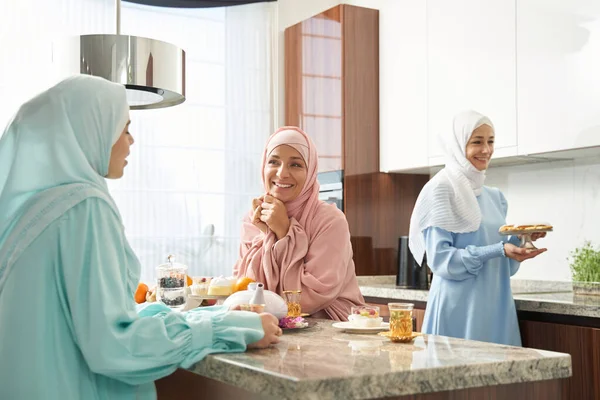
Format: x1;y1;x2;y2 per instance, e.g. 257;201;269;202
156;255;187;309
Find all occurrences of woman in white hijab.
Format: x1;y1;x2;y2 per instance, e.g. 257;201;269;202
408;110;546;346
0;76;280;400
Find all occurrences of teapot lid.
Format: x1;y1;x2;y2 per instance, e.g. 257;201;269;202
157;254;188;270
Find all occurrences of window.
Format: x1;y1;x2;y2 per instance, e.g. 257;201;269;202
0;0;275;283
114;2;275;282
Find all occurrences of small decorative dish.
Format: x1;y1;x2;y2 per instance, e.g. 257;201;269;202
378;331;422;343
279;316;314;331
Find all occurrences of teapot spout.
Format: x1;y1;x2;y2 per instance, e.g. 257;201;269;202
250;283;266;305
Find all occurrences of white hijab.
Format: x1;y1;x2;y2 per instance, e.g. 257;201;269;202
408;110;494;265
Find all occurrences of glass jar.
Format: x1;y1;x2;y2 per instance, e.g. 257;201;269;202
156;255;187;309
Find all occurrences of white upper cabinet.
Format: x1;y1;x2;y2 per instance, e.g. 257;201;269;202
427;0;518;162
378;0;428;172
516;0;600;155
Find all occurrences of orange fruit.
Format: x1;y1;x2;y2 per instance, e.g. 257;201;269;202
135;283;149;304
233;276;255;293
186;275;193;287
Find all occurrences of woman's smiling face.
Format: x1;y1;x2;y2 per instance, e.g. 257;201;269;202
263;144;307;202
465;124;494;171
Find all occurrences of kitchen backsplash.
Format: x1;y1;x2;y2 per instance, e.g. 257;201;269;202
483;156;600;281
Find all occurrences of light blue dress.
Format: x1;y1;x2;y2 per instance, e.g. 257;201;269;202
0;196;265;399
421;186;522;346
0;76;265;399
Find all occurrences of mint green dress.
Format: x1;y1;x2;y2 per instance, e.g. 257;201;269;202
0;76;265;399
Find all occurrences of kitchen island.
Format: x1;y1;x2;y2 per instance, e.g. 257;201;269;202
155;319;570;400
358;276;600;399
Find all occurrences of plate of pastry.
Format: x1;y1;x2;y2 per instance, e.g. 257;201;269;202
499;223;553;249
499;223;553;234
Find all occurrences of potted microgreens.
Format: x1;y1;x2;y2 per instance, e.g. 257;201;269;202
569;241;600;296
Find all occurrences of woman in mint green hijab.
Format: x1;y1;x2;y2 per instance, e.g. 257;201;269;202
0;76;281;400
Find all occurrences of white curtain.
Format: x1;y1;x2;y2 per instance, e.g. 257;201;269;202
0;0;115;127
116;2;275;282
0;0;275;283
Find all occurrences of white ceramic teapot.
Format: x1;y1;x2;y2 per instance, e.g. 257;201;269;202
223;283;288;319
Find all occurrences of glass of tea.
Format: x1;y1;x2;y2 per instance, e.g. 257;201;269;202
282;290;302;317
388;303;414;337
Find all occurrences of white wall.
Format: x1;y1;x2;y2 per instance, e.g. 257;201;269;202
485;158;600;281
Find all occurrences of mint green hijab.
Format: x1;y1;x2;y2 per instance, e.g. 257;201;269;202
0;75;129;290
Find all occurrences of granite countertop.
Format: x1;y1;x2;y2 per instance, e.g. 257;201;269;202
190;319;571;400
358;277;600;319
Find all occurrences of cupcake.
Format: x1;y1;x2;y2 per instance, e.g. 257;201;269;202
207;276;236;296
190;277;211;296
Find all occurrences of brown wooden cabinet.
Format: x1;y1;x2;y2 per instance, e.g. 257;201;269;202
413;307;426;333
519;319;600;400
285;5;429;276
285;5;378;176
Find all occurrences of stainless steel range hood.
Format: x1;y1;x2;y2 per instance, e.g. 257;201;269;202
67;0;186;110
80;34;186;109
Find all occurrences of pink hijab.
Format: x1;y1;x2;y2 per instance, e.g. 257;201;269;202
233;127;365;320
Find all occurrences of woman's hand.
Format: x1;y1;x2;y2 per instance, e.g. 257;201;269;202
252;196;264;211
251;195;268;234
260;195;291;240
247;313;282;349
504;243;547;262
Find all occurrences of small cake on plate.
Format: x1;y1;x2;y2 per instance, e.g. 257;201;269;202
190;277;211;296
348;306;383;328
207;276;235;296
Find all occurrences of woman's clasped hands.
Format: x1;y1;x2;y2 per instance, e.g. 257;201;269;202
251;194;291;240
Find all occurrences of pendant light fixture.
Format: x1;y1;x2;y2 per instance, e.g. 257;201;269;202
64;0;186;109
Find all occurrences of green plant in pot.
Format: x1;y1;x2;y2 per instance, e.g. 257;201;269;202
568;241;600;296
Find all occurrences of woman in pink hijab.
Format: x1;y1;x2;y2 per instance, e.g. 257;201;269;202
233;127;364;320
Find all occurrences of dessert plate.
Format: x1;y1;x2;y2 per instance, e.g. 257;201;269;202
187;294;229;300
331;321;389;334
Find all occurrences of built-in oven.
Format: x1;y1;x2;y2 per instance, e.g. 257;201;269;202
317;170;343;212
